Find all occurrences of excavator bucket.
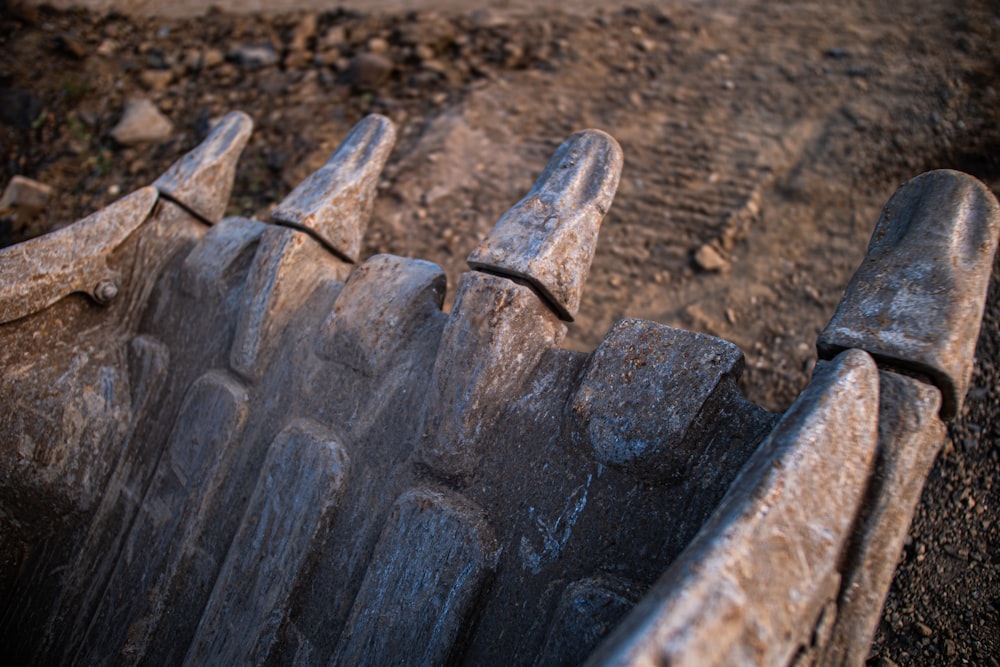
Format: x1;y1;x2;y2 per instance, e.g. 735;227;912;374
1;113;997;666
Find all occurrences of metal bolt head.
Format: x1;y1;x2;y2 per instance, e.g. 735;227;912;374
93;279;119;305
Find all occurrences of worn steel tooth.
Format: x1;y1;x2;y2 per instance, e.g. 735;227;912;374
538;577;640;666
270;114;397;263
179;217;268;299
588;349;880;667
184;418;349;666
0;186;158;324
330;487;499;667
153;111;253;224
817;169;1000;420
467;129;623;321
318;254;446;375
229;225;347;383
77;370;249;665
417;271;566;480
569;318;772;483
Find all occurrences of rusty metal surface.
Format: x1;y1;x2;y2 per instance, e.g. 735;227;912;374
0;186;157;324
817;169;1000;420
467;129;622;321
0;113;997;666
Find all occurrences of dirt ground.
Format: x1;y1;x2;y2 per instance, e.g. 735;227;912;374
1;0;998;663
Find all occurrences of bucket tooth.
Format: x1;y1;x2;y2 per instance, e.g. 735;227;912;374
590;349;880;667
538;577;639;666
178;217;268;299
417;271;566;480
230;226;344;383
183;418;349;666
820;369;946;665
467;129;623;321
318;254;446;375
270;114;397;263
330;487;498;667
154;111;253;224
817;169;1000;419
79;370;249;665
569;319;773;484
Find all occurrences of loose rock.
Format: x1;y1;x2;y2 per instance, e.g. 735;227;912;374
110;98;173;145
231;43;279;69
0;175;53;224
319;25;346;51
140;69;173;90
289;13;317;52
347;52;394;91
693;243;730;272
56;32;89;59
202;48;225;68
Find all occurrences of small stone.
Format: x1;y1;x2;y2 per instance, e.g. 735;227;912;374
319;25;346;50
0;175;53;221
914;622;933;637
231;43;279;69
414;43;435;62
693;243;730;272
140;69;173;90
284;51;312;69
202;48;225;68
503;42;523;67
110;97;173;146
317;49;342;67
470;8;509;29
96;39;118;57
367;37;390;54
56;32;88;59
289;13;317;52
347;52;393;91
183;49;203;70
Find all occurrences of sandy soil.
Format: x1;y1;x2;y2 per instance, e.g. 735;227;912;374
1;0;998;663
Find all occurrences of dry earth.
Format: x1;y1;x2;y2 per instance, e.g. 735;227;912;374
1;0;998;663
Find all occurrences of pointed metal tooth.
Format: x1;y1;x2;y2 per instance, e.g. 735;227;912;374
154;111;253;224
270;114;397;263
467;129;623;321
817;169;1000;419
